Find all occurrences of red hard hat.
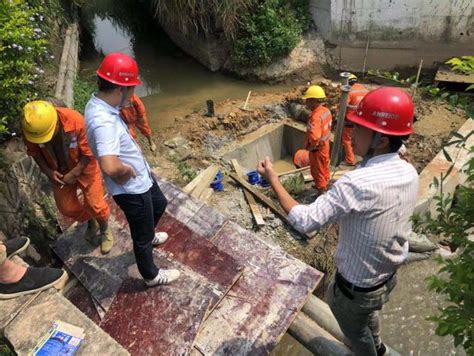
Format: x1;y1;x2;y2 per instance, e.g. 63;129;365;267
96;52;141;86
347;87;414;136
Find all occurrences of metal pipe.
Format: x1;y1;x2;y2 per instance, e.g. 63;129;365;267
330;75;351;167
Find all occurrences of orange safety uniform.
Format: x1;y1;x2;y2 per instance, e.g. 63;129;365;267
343;83;369;165
304;105;332;189
120;94;152;141
24;108;109;223
293;149;310;168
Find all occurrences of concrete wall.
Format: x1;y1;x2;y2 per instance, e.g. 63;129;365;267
310;0;474;69
222;123;305;171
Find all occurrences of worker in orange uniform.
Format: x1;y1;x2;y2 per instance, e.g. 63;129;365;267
342;74;369;165
21;100;114;254
293;149;310;168
302;85;332;193
120;93;156;152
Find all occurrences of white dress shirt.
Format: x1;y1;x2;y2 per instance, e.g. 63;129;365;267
84;94;153;196
288;153;419;287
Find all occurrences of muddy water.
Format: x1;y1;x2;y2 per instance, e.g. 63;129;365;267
80;5;292;130
273;156;296;174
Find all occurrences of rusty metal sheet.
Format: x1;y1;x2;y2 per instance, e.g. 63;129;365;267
195;221;323;355
100;252;213;356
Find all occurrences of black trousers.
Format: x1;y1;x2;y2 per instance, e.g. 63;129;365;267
113;179;168;280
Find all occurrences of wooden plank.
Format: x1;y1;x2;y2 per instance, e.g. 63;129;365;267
199;187;213;202
183;167;210;194
435;64;474;84
229;173;314;239
191;166;219;199
229;173;287;221
277;166;310;177
231;159;265;227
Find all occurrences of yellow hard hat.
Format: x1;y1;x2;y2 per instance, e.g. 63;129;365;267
303;85;326;99
22;100;58;144
348;73;358;81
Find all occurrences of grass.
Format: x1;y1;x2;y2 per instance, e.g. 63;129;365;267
73;75;96;114
151;0;255;38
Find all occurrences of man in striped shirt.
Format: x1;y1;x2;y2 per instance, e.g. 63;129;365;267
258;87;418;356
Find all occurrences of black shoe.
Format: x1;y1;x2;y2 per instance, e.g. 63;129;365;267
376;343;387;356
4;237;30;259
0;267;66;300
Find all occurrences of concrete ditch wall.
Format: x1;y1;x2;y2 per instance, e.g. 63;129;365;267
222;123;306;171
310;0;474;69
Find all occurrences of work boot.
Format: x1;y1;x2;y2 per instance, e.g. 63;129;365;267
144;269;180;287
4;236;30;259
100;228;114;255
84;218;99;242
0;267;67;300
152;232;169;246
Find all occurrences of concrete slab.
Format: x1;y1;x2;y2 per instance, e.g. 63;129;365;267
5;290;129;356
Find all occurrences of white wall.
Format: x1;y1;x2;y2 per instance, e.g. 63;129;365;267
310;0;474;46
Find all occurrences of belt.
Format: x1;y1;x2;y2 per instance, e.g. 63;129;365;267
335;272;394;300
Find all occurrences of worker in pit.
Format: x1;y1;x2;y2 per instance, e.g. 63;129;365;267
258;87;417;356
22;100;114;254
120;93;157;152
301;85;332;193
341;73;369;165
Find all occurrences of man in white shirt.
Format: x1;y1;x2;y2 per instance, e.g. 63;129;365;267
84;52;180;287
258;87;418;355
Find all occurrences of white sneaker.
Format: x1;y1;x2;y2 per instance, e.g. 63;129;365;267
145;269;181;287
152;232;169;245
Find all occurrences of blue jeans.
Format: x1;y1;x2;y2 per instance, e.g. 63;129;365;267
113;179;167;280
327;274;397;356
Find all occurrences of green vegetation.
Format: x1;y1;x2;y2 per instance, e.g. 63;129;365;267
151;0;310;67
446;56;474;75
0;0;64;139
73;75;96;114
151;0;255;37
177;161;198;183
0;337;14;356
413;133;474;354
231;0;310;67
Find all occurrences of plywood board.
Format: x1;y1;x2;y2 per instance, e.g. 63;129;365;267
435;64;474;84
100;253;214;356
195;221;323;354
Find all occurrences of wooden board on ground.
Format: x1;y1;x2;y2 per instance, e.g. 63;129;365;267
435;64;474;84
230;173;315;240
277;166;310;177
231;159;265;227
183;165;219;200
100;252;214;356
194;221;323;354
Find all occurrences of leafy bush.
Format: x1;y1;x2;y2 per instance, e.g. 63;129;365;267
445;56;474;75
414;134;474;354
231;0;310;67
0;0;59;138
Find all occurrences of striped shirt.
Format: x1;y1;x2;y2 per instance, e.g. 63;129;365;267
288;153;419;287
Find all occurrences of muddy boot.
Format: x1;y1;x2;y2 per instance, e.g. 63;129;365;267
84;218;99;242
100;228;114;255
